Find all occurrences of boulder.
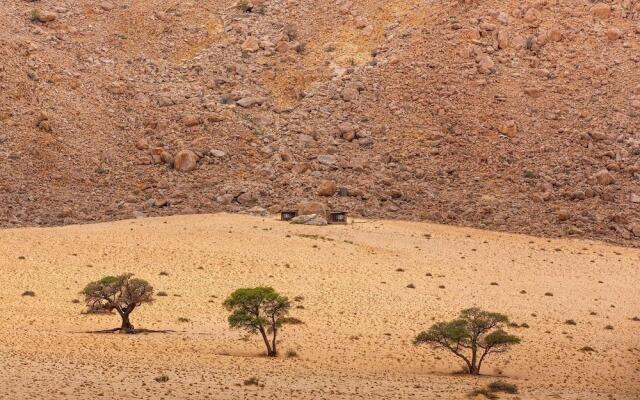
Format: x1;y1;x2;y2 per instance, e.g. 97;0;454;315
297;201;327;218
290;214;328;226
174;150;198;172
318;180;337;197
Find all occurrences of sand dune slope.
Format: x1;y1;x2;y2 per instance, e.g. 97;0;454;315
0;214;638;399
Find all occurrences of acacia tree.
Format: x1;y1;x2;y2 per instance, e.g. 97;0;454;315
223;287;291;357
414;307;520;375
82;273;154;334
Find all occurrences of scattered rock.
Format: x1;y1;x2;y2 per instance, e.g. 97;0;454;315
318;180;337;197
173;150;199;172
606;27;623;41
182;114;202;127
136;138;149;150
297;201;327;218
317;154;337;166
590;170;614;186
499;121;518;137
241;36;260;52
33;11;57;23
591;3;611;19
290;214;328;226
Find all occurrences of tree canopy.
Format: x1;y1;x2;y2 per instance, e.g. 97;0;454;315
415;307;520;374
82;273;154;333
223;287;291;356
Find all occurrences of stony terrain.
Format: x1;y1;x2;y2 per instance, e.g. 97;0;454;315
1;214;639;399
1;0;640;245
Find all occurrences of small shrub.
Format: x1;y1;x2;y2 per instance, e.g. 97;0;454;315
286;349;298;358
154;375;169;383
544;292;553;296
30;10;41;22
281;316;304;325
22;290;36;297
71;299;80;303
237;0;252;12
159;271;169;276
407;283;416;289
488;380;518;394
243;376;259;386
294;42;306;54
565;319;577;325
177;317;190;323
604;325;614;330
579;346;595;352
157;291;168;297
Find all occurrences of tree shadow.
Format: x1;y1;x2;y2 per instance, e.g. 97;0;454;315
78;328;176;335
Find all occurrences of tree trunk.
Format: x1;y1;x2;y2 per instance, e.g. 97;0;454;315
258;326;274;356
470;345;478;375
271;325;278;357
119;311;135;334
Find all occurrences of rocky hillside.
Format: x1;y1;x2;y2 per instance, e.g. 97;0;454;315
1;0;639;245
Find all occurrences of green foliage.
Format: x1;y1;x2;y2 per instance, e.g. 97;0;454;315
223;287;291;356
223;287;290;332
415;307;520;375
485;329;521;346
99;276;119;285
82;273;154;332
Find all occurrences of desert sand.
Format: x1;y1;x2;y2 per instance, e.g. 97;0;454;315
0;213;638;399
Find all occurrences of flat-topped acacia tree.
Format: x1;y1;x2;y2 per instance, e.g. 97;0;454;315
223;287;291;357
415;307;521;375
82;273;154;334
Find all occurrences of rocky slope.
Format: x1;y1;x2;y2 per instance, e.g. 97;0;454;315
1;0;639;245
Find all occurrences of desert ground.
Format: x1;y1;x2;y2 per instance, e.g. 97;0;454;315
0;213;638;399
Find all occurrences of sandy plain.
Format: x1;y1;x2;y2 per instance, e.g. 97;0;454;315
0;213;638;399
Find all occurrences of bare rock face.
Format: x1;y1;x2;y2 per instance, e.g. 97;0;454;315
2;0;640;246
297;201;327;218
173;150;199;172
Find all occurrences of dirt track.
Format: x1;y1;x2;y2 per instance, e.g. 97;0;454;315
1;214;638;399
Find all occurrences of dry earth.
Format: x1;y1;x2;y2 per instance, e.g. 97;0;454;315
0;213;638;399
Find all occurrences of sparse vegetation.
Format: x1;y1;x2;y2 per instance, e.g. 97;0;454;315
223;287;291;357
243;376;259;386
154;375;169;383
82;273;154;334
415;308;521;375
488;380;518;394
